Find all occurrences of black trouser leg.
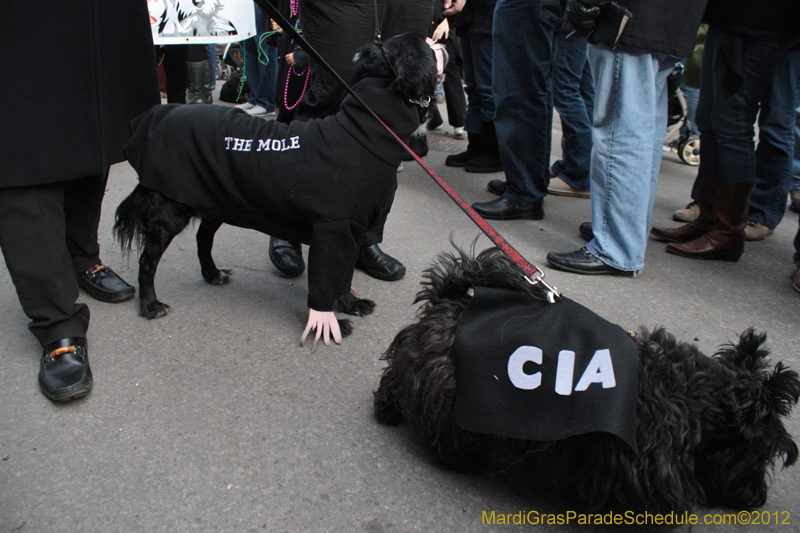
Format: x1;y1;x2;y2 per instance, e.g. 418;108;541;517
64;172;108;273
0;183;90;346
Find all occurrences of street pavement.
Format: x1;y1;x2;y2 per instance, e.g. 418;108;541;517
2;94;799;533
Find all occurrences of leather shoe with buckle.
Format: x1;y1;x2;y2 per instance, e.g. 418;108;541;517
269;237;305;277
546;247;638;277
78;264;135;303
356;244;406;281
472;197;543;220
39;337;93;402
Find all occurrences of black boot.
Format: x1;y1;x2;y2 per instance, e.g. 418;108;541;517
445;132;482;167
269;237;305;277
465;118;503;173
187;60;212;104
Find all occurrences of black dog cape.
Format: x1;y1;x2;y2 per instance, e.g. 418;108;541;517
124;77;419;312
454;288;639;452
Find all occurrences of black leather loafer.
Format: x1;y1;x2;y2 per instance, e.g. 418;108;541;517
39;337;93;402
546;247;638;277
579;222;594;242
77;265;135;303
472;197;544;220
269;237;305;277
487;179;508;196
356;244;406;281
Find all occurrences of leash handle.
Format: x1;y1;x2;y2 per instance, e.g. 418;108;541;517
252;0;561;303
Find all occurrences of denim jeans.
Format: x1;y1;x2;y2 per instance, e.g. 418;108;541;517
793;106;800;192
550;32;594;191
746;48;800;229
493;0;561;207
680;83;700;136
585;44;676;272
245;6;278;110
461;33;495;133
696;29;800;207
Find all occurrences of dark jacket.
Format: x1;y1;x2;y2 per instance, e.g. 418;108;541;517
125;77;420;312
703;0;800;42
0;1;159;188
607;0;708;58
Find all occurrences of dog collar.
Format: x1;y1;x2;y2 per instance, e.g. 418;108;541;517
409;95;431;108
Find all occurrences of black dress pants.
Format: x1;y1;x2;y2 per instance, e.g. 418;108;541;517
0;173;108;345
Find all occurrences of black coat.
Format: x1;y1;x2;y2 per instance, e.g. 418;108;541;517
0;1;160;187
613;0;708;58
125;77;420;311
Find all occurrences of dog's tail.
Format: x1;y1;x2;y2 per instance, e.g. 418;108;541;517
113;184;151;258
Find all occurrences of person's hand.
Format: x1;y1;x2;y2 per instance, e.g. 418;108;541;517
285;53;296;66
432;18;450;41
443;0;466;16
300;309;342;350
565;0;607;35
271;19;282;33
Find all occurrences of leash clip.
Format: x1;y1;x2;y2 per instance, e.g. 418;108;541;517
409;95;431;108
525;271;561;304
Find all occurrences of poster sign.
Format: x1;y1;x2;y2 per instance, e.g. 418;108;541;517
148;0;256;44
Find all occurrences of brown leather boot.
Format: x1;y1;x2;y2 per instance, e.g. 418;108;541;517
651;169;717;243
666;181;755;261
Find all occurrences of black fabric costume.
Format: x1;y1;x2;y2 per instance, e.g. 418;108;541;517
454;288;639;452
125;77;419;312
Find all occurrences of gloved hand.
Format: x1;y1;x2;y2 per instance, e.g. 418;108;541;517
564;0;609;36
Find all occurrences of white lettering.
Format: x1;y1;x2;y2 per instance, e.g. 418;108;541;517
290;136;300;149
554;350;575;396
257;139;271;151
243;139;253;151
574;349;616;391
507;346;542;390
233;138;245;151
224;137;234;149
271;139;281;151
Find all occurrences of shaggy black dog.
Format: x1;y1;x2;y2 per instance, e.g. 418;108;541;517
114;33;438;344
374;247;800;512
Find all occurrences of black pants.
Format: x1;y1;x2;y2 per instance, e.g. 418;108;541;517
0;173;107;345
296;0;434;246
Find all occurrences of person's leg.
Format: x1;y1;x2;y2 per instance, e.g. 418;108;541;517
791;105;800;213
441;37;466;129
746;47;800;231
479;0;560;213
445;34;483;166
584;45;676;271
464;32;502;173
0;183;90;345
550;31;592;191
161;44;188;104
247;8;278;113
63;172;135;302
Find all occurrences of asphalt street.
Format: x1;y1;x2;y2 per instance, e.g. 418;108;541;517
2;94;799;532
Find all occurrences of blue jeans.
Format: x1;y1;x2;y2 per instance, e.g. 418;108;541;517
493;0;561;207
696;29;799;196
793;105;800;192
749;50;800;228
680;83;700;136
585;44;676;272
461;33;495;133
551;32;594;191
244;6;278;110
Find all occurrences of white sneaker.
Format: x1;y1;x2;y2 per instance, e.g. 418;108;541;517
453;127;465;139
235;102;254;110
246;105;268;115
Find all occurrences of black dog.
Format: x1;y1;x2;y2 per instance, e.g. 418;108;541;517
374;247;800;512
114;33;438;345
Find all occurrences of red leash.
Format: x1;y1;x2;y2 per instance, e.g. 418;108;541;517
253;0;561;303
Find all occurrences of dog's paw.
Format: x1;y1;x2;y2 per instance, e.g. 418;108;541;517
338;318;353;338
338;293;377;317
141;300;172;319
202;268;232;285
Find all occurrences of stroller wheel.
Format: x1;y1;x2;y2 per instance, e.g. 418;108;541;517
679;136;700;166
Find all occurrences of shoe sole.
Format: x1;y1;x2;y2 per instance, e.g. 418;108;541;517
665;247;743;262
40;378;93;402
547;189;590;199
475;210;544;221
465;166;504;174
547;260;637;277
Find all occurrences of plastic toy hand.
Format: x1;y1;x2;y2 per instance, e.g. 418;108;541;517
300;309;342;350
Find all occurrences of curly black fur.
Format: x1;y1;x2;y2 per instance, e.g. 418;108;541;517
374;247;800;512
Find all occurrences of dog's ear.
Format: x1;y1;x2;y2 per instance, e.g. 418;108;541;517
353;43;394;80
716;328;770;374
383;33;438;103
